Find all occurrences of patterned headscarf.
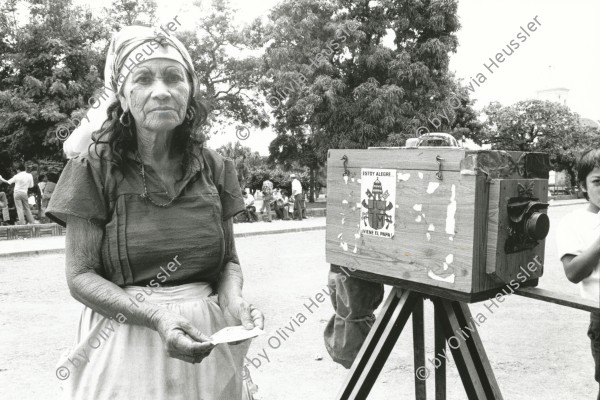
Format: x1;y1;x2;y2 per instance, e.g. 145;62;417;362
110;25;197;95
63;25;197;158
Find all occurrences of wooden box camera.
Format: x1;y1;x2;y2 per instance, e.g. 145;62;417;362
325;148;550;302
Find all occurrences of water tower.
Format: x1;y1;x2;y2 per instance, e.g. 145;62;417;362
535;65;569;106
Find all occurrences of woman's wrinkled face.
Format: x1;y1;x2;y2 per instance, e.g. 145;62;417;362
118;59;190;132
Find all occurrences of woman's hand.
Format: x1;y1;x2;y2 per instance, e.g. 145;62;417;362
218;294;264;330
65;215;216;364
152;308;215;364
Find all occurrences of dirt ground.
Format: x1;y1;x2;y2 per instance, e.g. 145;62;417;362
0;204;598;399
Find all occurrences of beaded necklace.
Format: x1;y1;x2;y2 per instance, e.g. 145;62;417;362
135;151;178;208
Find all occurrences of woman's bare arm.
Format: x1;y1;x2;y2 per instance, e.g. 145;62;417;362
219;217;243;299
65;214;214;362
65;214;163;328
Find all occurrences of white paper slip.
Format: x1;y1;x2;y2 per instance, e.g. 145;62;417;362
209;326;265;345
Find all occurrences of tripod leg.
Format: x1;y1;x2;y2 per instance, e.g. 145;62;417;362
434;302;446;400
337;288;420;400
455;302;503;400
413;296;427;399
435;299;504;400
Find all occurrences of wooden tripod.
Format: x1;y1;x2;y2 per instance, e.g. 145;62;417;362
336;288;504;400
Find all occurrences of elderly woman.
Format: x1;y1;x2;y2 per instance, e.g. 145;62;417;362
46;26;263;400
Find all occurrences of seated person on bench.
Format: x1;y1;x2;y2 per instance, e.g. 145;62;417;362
242;190;258;223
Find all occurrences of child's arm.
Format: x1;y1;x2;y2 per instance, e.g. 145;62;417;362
561;234;600;283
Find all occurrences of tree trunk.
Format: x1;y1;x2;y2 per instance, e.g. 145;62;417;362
309;166;315;203
567;166;577;190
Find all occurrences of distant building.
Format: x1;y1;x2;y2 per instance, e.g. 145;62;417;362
534;79;599;130
534;71;597;193
535;87;569;106
580;117;600;130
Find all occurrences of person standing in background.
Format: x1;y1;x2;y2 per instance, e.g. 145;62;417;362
0;163;35;225
30;162;42;220
236;155;248;191
261;177;273;223
301;192;308;219
0;191;9;225
38;174;47;195
37;174;47;221
290;173;303;221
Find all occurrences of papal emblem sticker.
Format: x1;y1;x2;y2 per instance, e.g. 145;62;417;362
360;168;396;239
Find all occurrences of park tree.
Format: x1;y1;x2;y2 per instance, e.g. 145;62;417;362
0;0;18;86
104;0;157;30
216;141;268;191
482;99;598;186
481;100;579;151
442;80;486;144
215;141;266;168
0;0;269;165
175;0;269;139
550;124;598;187
267;126;321;202
0;0;109;162
385;79;485;146
216;141;252;160
254;0;479;166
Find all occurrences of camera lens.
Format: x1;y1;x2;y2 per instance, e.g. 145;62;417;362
526;212;550;240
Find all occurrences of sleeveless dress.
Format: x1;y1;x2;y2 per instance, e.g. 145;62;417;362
46;145;253;400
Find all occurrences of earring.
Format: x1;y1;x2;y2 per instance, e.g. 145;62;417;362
185;107;195;121
119;111;131;127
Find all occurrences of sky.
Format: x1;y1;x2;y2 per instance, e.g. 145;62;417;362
72;0;600;155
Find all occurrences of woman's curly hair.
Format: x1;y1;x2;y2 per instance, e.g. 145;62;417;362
88;90;209;183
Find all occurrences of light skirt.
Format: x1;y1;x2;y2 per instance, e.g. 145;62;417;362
56;282;253;400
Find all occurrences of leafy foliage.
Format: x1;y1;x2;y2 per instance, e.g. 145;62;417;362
175;0;269;138
0;0;268;163
247;0;482;201
216;141;252;160
482;99;600;185
3;0;593;195
215;141;265;168
0;0;110;161
255;0;479;162
104;0;157;30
